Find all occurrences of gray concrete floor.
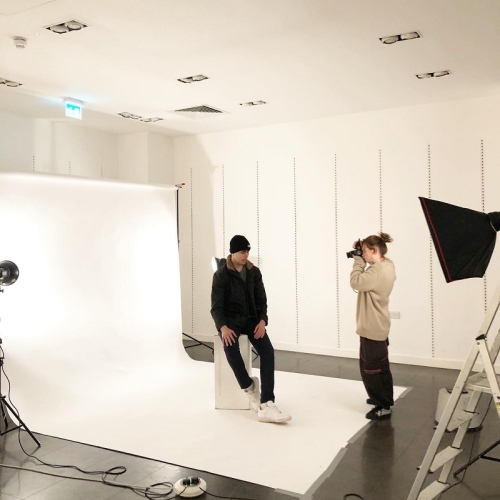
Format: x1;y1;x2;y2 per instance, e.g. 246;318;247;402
1;339;499;500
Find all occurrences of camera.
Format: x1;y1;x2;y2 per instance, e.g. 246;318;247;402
346;239;362;259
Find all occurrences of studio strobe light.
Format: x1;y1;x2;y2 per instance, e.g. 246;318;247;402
0;260;19;287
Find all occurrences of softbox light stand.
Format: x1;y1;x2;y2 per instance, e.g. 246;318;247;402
0;261;40;447
408;199;500;500
0;344;40;447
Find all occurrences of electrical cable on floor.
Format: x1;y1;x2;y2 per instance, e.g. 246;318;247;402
199;488;260;499
1;361;175;498
1;347;259;500
343;494;364;499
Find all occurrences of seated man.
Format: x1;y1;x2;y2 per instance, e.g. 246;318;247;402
211;235;291;424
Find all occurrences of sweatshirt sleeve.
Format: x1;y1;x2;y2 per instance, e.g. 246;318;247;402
350;256;379;292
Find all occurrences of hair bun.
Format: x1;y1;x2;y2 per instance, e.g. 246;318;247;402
379;232;393;243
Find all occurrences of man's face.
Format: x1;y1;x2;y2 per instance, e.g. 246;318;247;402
232;250;249;266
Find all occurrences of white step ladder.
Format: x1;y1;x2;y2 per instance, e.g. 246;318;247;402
407;283;500;500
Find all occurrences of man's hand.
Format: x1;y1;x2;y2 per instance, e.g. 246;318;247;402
253;320;266;339
220;325;237;346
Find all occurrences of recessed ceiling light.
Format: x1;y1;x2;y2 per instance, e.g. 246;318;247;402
65;21;84;30
46;20;88;34
380;31;421;44
119;113;163;122
240;100;267;107
416;70;450;79
433;70;450;78
0;78;22;87
380;35;399;44
140;117;163;123
177;74;209;84
399;31;420;41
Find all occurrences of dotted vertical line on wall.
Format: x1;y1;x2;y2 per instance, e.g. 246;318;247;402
222;165;225;255
428;144;435;358
190;167;194;335
69;161;71;175
379;149;383;232
294;158;299;344
256;161;260;267
101;165;103;178
335;154;340;349
481;139;487;311
32;156;35;172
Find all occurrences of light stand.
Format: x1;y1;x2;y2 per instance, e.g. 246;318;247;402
0;340;40;447
453;437;500;477
0;260;40;447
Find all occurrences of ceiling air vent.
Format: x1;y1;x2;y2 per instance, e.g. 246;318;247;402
175;105;224;114
171;104;227;120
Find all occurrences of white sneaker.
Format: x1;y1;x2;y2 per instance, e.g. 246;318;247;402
243;377;260;411
258;401;292;423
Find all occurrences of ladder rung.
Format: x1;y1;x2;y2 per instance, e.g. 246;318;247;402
466;373;500;394
417;480;449;500
446;410;475;432
429;446;462;473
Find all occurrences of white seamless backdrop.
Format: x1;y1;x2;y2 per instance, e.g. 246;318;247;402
0;172;183;430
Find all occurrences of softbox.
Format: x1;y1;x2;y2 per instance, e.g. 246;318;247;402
419;197;500;283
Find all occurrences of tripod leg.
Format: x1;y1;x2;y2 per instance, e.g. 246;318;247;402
454;439;500;476
1;397;40;447
0;397;9;430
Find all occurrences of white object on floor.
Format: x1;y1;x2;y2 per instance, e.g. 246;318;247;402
173;477;207;498
214;334;253;409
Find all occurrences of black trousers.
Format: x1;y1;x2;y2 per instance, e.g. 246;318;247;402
219;319;275;403
359;336;394;410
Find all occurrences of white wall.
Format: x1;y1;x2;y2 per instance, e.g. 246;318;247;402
117;132;149;183
173;94;500;369
0;111;173;184
0;110;35;172
53;122;119;179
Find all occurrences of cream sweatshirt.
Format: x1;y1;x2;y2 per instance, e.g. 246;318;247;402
350;256;396;341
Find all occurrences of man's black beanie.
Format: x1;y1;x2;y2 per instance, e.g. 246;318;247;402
230;235;251;254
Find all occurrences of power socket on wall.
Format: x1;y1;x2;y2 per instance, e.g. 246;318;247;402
389;311;400;319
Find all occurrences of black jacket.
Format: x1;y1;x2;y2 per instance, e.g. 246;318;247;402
210;256;268;331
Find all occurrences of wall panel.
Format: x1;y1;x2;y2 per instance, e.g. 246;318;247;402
173;95;500;368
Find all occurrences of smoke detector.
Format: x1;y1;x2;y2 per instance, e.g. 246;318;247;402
13;37;27;49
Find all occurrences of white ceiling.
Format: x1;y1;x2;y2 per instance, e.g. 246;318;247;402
1;0;500;137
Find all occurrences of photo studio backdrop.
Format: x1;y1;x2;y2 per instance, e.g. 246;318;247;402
2;94;500;370
0;172;183;434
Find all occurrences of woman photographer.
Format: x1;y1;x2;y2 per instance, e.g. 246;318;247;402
350;233;396;420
